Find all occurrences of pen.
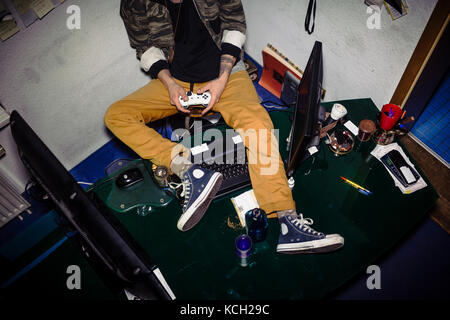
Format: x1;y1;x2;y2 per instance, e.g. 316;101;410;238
340;176;372;195
400;110;406;120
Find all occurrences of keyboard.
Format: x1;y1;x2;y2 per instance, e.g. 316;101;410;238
190;131;251;198
199;154;251;198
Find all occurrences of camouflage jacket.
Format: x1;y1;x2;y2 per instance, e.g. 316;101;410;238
120;0;247;72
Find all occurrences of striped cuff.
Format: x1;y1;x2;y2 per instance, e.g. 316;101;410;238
149;60;169;79
221;43;242;62
140;46;167;72
222;30;246;49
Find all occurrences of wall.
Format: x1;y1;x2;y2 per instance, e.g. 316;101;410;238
0;0;148;190
242;0;437;107
0;0;438;190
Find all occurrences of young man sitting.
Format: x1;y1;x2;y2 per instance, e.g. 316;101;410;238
105;0;344;254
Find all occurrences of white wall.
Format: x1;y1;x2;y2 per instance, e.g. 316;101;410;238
242;0;437;108
0;0;438;190
0;0;148;190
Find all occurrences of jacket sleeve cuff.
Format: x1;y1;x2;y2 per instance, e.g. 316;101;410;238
221;29;246;63
140;46;167;72
149;60;169;79
222;30;246;49
221;43;242;62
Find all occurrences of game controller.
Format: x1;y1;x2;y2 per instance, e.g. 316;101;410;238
179;91;211;109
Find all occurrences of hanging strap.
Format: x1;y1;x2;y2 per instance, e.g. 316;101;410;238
305;0;316;35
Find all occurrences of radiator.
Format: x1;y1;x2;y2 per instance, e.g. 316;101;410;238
0;172;31;228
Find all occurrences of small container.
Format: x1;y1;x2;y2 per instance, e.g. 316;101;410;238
373;129;396;145
380;104;402;131
235;234;252;266
153;165;169;188
358;119;376;142
328;130;354;155
245;208;269;243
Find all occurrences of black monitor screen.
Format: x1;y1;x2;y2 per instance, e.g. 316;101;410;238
9;110;175;300
286;41;323;177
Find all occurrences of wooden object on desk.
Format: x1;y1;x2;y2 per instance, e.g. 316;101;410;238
259;44;326;99
258;44;304;98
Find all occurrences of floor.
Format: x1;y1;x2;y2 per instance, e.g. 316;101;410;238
333;215;450;300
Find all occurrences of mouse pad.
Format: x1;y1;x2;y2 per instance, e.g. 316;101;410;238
90;159;173;216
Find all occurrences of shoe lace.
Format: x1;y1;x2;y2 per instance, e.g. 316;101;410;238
168;180;191;208
292;213;319;235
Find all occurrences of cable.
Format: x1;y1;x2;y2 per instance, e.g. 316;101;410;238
77;182;94;186
24;179;49;202
260;100;288;108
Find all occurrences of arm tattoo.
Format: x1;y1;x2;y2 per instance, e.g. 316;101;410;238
219;55;235;77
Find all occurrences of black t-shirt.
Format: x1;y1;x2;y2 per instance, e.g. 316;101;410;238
166;0;221;83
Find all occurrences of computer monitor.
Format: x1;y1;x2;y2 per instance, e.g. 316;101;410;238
285;41;323;178
10;110;175;300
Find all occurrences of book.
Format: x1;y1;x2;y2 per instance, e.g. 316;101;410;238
0;2;19;41
230;189;259;228
31;0;54;19
0;103;10;129
385;0;408;20
258;44;326;99
259;44;304;99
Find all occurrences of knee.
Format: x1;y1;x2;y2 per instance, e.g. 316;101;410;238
240;106;274;131
104;102;120;127
104;101;141;130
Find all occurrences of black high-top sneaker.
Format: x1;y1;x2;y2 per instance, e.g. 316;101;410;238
169;165;223;231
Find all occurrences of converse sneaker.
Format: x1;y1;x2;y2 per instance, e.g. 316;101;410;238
277;214;344;254
169;165;223;231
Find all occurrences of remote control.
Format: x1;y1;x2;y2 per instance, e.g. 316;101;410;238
179;91;211;109
381;150;420;187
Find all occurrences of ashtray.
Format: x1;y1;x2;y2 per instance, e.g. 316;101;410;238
328;130;355;155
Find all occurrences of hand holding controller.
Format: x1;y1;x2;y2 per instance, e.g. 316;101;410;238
179;91;211;109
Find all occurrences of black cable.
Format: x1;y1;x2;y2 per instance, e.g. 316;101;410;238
24;179;49;202
260;100;287;108
260;100;294;114
25;179;34;198
305;0;317;35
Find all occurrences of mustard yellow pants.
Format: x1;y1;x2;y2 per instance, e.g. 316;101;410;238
104;71;295;214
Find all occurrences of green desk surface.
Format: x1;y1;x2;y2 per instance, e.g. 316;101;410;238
2;98;438;300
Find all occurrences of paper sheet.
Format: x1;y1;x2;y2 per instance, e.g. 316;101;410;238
344;120;359;136
31;0;54;19
370;143;427;194
230;189;259;227
190;143;209;156
0;19;19;41
232;134;243;144
0;3;19;41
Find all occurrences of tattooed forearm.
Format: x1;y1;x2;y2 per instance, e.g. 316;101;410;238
219;55;236;77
